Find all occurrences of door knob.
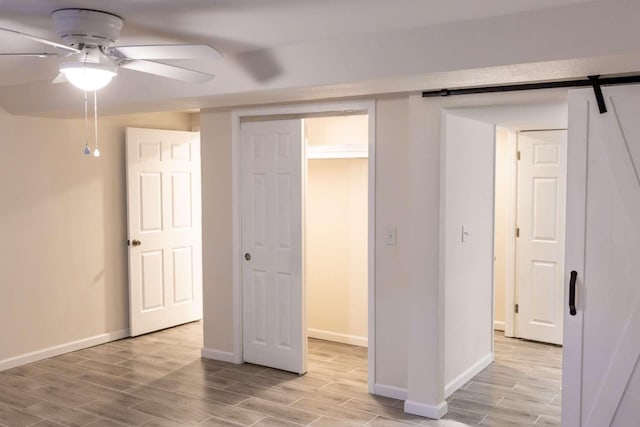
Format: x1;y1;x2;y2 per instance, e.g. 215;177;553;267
131;240;142;247
244;253;251;261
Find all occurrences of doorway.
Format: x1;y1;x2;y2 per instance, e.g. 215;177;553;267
232;100;376;392
305;115;369;349
494;128;567;345
441;101;567;401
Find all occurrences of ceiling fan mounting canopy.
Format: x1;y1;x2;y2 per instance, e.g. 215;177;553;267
52;8;124;48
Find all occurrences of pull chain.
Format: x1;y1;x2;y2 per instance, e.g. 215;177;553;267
83;90;90;155
93;90;100;157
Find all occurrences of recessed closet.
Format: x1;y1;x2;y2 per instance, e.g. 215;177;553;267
304;114;369;348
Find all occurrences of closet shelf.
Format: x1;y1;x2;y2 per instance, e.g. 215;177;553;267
306;144;368;159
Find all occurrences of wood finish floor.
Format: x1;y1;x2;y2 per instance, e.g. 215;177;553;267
445;333;562;426
0;323;561;427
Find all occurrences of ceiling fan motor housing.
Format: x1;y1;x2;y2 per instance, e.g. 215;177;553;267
52;9;123;48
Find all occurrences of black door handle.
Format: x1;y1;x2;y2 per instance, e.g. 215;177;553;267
569;270;577;316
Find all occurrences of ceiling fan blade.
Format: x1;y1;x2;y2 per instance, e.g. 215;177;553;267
120;60;215;83
0;27;80;54
111;44;222;60
0;52;58;57
52;73;67;84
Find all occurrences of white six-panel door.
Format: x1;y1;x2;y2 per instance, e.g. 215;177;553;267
563;86;640;427
240;119;306;374
126;127;202;337
515;130;567;345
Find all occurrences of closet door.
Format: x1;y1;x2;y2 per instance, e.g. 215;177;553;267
240;119;306;374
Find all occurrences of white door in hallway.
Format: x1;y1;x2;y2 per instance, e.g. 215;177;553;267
240;119;306;374
126;127;202;337
515;130;567;345
563;85;640;426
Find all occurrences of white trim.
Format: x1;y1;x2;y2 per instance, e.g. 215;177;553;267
444;352;493;398
560;89;589;427
307;329;367;347
301;121;309;375
374;383;407;400
490;124;497;357
504;130;518;338
494;321;506;331
366;102;377;395
231;99;377;393
201;348;242;364
306;144;368;159
231;110;243;367
404;400;448;419
0;329;129;372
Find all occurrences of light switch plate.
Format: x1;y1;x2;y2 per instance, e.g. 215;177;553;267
462;225;471;243
385;227;397;246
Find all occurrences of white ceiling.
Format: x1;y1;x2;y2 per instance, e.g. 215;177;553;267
449;102;568;131
1;0;638;117
0;0;592;56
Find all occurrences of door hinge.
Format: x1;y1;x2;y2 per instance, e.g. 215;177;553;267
515;303;519;314
517;151;521;160
516;227;520;237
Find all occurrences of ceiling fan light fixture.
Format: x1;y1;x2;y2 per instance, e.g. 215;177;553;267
60;62;117;91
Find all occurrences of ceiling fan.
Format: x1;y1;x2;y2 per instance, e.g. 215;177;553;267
0;8;221;91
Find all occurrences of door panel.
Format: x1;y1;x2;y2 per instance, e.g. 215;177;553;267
516;130;566;344
139;173;163;231
172;246;194;303
563;86;640;427
241;119;306;374
171;173;192;228
126;127;202;336
141;251;164;310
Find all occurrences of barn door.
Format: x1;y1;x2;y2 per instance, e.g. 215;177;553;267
240;119;306;374
563;85;640;426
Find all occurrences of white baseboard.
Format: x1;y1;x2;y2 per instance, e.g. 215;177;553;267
404;400;448;419
494;320;506;331
444;352;493;398
201;347;242;364
0;329;129;372
374;383;407;400
307;328;367;347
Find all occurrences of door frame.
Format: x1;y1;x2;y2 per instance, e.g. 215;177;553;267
495;128;518;338
231;100;377;392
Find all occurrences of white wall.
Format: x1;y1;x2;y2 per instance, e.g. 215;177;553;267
305;115;369;147
306;158;368;346
0;108;193;369
200;109;236;355
305;116;369;346
442;113;495;396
